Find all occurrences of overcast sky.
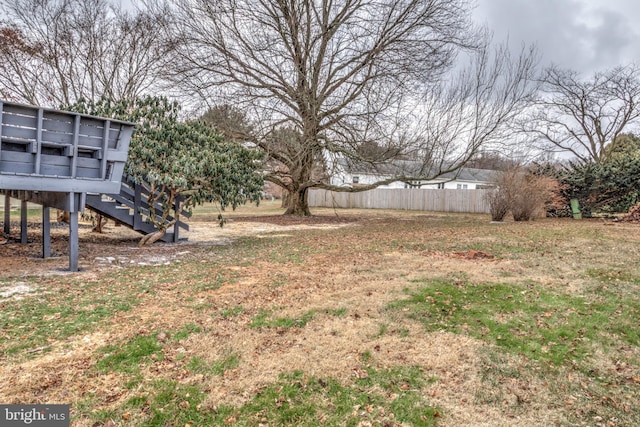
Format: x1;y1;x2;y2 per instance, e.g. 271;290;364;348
473;0;640;75
5;0;637;76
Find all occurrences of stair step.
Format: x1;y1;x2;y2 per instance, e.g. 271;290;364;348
85;177;189;242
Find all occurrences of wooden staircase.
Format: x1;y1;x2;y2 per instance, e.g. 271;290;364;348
85;177;189;243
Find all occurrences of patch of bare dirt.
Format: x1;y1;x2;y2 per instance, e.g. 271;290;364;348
424;249;496;260
0;215;362;276
232;214;360;226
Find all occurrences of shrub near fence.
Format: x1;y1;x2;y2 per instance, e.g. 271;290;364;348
308;188;491;213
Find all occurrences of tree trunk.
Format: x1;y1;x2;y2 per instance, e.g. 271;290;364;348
56;210;70;223
281;190;290;208
92;214;108;233
284;187;311;216
139;228;167;247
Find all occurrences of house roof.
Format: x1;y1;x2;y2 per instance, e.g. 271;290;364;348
333;158;496;183
439;167;495;183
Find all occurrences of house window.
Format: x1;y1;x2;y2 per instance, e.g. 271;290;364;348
352;176;359;184
437;183;445;189
456;184;468;189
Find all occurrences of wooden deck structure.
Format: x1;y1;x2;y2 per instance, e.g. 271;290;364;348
0;100;133;271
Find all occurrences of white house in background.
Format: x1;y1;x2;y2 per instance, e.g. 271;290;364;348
327;158;496;190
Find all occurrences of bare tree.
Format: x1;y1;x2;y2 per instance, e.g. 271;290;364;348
401;43;539;177
0;0;170;106
523;65;640;164
158;0;538;216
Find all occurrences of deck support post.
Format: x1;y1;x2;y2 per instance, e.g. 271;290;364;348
3;194;9;234
42;206;51;258
69;210;79;272
173;197;180;242
133;182;142;230
20;199;27;243
67;192;80;272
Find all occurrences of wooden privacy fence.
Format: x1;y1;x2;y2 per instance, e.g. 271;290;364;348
308;188;492;214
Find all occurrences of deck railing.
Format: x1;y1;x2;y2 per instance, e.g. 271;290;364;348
0;100;134;194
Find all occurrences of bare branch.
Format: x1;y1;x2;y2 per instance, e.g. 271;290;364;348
523;64;640;164
0;0;171;106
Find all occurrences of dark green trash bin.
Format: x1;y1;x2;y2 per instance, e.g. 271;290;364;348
570;198;582;219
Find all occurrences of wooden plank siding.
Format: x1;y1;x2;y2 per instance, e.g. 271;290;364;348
308;188;492;214
0;99;134;194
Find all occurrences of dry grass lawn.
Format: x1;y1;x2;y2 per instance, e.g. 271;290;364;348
1;200;639;426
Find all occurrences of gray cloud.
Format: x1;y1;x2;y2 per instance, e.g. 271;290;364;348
474;0;640;74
